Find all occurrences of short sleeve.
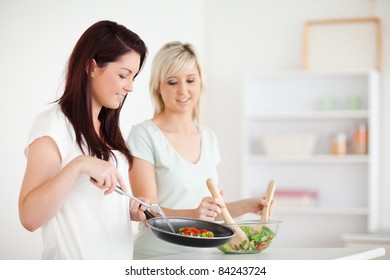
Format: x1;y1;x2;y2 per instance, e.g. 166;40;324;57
201;126;221;165
127;122;156;165
25;105;74;161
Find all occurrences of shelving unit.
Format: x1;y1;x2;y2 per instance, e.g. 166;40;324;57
241;69;380;247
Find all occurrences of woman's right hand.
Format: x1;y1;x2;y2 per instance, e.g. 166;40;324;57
76;155;127;195
129;196;150;226
192;196;225;221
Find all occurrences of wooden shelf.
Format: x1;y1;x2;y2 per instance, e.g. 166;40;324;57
242;69;381;246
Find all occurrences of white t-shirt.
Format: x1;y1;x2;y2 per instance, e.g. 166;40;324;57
127;120;220;259
25;105;133;259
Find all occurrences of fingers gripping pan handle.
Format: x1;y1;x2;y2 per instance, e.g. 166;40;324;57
144;209;155;220
114;186;156;220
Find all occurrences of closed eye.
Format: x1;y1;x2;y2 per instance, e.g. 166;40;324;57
167;80;177;85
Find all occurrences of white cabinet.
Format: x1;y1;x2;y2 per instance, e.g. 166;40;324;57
241;69;381;247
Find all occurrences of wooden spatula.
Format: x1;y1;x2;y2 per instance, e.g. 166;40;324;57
206;178;249;250
260;180;276;223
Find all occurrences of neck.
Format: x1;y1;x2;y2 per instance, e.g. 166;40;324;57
154;111;197;134
92;102;102;136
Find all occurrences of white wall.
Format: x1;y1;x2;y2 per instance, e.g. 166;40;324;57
0;0;204;259
1;0;389;260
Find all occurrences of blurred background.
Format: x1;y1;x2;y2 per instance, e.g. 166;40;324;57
0;0;389;259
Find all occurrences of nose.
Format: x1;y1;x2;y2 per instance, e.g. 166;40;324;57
178;82;188;95
124;80;133;94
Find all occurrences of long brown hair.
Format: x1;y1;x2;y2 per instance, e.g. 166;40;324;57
58;20;147;167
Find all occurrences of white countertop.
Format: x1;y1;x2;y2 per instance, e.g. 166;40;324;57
146;247;385;260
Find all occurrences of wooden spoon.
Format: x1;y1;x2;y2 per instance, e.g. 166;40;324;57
206;178;249;250
260;180;276;223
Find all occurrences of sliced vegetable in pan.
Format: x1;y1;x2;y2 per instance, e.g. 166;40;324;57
179;227;214;237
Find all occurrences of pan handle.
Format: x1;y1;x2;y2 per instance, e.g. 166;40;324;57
144;209;155;220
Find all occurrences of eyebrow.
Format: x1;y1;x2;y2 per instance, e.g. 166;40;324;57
120;68;132;73
167;73;198;79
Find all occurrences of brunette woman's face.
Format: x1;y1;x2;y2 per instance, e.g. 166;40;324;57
90;51;141;110
159;65;201;115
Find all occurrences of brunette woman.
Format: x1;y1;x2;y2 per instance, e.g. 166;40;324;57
19;20;148;259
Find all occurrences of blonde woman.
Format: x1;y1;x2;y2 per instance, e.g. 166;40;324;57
127;42;271;259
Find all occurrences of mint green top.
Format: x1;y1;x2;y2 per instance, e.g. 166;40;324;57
127;120;221;259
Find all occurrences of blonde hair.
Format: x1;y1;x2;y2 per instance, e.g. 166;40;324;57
149;41;204;121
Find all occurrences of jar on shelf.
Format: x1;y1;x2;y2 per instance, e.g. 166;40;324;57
352;124;368;154
331;133;347;155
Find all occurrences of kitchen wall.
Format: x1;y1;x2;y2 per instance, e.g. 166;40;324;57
0;0;388;259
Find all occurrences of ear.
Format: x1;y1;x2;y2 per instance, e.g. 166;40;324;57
86;59;98;77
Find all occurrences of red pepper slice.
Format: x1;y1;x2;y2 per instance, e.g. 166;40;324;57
179;227;214;237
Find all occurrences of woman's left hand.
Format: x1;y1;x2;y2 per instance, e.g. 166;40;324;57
251;196;275;216
130;197;150;225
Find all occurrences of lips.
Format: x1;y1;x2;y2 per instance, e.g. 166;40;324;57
177;98;190;103
117;93;126;101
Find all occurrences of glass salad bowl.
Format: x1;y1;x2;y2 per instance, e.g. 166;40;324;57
217;220;281;254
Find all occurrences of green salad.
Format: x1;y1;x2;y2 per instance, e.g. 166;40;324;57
218;225;275;254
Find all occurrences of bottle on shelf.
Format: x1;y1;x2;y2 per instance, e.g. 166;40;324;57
352;124;368;154
331;133;347;155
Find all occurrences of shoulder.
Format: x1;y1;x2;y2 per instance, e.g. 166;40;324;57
128;120;158;141
127;120;157;149
30;105;71;134
199;125;218;142
26;104;74;158
127;120;157;163
199;124;221;163
130;119;154;134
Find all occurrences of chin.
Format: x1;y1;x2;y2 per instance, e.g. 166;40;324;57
104;103;121;110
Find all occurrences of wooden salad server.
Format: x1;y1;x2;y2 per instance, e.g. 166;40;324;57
260;180;276;223
206;178;249;250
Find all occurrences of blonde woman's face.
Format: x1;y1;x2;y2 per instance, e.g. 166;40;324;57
159;66;201;116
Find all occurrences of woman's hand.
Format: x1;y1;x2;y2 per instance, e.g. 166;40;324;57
250;196;275;216
75;155;127;195
129;197;150;225
224;196;275;218
192;196;225;221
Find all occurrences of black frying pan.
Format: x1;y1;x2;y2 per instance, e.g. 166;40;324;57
144;210;236;247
